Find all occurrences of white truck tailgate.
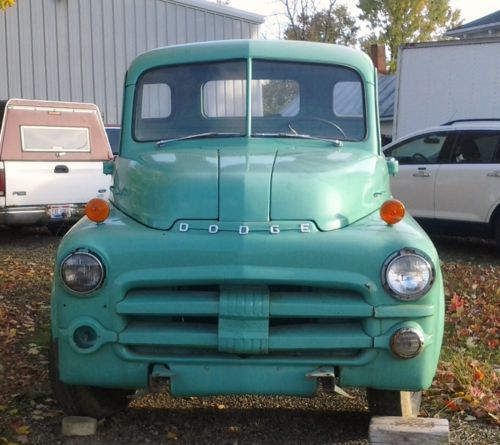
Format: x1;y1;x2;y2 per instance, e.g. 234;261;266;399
4;161;110;206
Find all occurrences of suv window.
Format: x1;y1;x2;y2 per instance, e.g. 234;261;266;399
385;132;449;164
452;131;500;163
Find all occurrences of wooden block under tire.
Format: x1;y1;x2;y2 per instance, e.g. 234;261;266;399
369;416;449;444
62;416;98;437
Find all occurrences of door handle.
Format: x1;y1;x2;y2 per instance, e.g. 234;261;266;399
412;171;430;177
486;170;500;177
54;165;69;173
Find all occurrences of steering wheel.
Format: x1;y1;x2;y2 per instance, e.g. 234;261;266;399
287;117;346;139
412;153;429;163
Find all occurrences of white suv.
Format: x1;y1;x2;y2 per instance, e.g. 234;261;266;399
383;120;500;252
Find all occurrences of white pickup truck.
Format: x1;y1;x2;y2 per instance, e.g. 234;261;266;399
0;99;113;233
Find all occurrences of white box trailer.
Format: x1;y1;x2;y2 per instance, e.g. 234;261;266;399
393;38;500;140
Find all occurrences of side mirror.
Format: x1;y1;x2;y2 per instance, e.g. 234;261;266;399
103;160;115;176
386;157;399;176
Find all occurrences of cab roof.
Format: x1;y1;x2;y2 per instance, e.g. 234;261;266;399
126;39;375;85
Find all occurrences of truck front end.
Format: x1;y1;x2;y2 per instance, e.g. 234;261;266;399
50;40;444;418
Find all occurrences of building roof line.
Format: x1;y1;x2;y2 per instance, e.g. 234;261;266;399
446;21;500;37
446;9;500;36
165;0;265;24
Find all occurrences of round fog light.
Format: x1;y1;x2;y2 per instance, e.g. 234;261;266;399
390;328;424;359
73;325;98;350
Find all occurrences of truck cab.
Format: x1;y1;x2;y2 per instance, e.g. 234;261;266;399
50;40;444;419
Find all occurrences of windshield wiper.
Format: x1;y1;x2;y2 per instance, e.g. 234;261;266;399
157;132;243;148
252;132;344;147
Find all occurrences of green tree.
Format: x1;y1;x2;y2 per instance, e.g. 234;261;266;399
357;0;461;72
0;0;15;11
282;0;358;46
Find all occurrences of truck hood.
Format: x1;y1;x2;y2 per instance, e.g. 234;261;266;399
112;143;391;231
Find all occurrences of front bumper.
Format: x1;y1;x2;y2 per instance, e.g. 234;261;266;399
51;209;444;395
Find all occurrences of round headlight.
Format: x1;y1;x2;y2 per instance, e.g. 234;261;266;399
391;327;424;359
383;249;434;301
61;252;104;294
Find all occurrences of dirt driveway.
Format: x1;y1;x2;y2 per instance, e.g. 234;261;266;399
0;227;498;444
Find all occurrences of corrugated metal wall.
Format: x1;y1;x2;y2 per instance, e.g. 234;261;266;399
0;0;262;124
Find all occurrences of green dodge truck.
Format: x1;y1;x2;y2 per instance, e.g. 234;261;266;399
49;40;444;419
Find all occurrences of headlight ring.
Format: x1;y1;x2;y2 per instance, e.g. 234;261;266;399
382;248;435;301
60;251;105;295
390;327;425;359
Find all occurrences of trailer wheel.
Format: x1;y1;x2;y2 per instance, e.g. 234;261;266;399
49;340;132;419
367;389;421;417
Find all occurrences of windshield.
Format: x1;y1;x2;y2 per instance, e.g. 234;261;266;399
134;59;366;142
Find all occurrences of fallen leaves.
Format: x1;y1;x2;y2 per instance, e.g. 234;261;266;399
426;261;500;424
13;425;29;436
26;345;41;356
166;431;178;441
0;248;55;442
448;293;464;316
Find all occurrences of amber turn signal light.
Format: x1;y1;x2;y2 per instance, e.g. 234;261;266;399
85;198;110;223
380;199;405;225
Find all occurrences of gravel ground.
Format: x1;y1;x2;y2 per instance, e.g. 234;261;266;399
0;226;498;444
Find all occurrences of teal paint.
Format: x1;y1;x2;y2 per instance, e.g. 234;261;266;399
51;40;444;399
218;285;270;354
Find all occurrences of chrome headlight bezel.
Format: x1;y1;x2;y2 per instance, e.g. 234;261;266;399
390;327;425;359
60;251;105;295
382;248;435;301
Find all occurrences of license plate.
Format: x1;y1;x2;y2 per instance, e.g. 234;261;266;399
48;205;73;219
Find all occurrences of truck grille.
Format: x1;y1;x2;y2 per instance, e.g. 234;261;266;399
116;285;374;357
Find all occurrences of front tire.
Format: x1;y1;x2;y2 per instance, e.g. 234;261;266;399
49;340;132;419
367;389;421;417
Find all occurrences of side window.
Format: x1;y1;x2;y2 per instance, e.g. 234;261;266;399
385;133;448;165
141;84;172;119
333;81;363;117
453;132;500;164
